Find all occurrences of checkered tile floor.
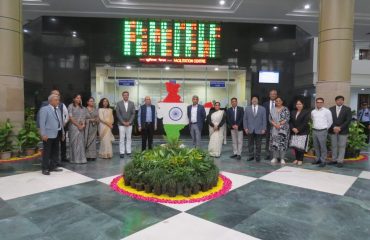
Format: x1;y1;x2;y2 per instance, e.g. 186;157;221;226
1;140;370;240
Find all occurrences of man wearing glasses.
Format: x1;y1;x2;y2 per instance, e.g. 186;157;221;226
311;98;333;167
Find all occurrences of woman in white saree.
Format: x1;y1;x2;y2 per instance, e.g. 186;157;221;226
98;98;115;159
207;102;226;157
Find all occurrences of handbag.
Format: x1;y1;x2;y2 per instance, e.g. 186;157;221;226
289;134;309;151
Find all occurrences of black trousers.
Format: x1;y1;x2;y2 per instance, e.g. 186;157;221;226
265;125;271;156
360;122;369;143
294;149;305;161
248;132;263;159
142;122;154;151
42;131;61;171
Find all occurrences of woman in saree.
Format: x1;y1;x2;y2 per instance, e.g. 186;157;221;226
98;98;114;159
85;97;99;161
68;94;87;164
207;102;226;158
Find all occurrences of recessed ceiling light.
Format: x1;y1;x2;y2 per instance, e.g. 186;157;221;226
126;65;132;69
165;66;170;70
23;29;29;33
292;52;296;56
219;0;226;6
273;26;278;30
259;37;264;42
50;17;57;22
361;88;365;91
215;67;219;71
304;4;310;9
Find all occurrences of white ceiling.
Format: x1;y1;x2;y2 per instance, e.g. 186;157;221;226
22;0;370;40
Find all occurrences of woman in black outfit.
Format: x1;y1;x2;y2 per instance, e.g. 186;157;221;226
290;99;311;165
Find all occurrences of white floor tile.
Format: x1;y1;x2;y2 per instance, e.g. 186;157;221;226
359;171;370;180
260;166;357;196
0;168;93;200
121;213;260;240
161;171;256;212
97;175;119;185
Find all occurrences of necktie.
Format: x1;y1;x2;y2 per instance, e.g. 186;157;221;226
336;107;341;118
271;101;275;111
234;108;237;121
54;107;61;128
253;106;256;117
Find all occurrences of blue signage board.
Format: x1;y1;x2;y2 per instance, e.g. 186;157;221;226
210;81;225;88
118;79;135;86
169;80;176;84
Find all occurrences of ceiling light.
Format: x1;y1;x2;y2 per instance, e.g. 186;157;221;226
361;88;365;91
304;4;310;9
23;29;29;33
259;37;264;42
50;17;57;22
219;0;226;6
273;26;278;30
165;66;170;70
215;67;219;71
126;65;132;69
292;52;296;56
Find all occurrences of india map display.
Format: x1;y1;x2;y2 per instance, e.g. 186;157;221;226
123;19;221;58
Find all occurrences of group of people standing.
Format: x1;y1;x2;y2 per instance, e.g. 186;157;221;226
38;90;115;175
39;88;354;175
204;90;352;168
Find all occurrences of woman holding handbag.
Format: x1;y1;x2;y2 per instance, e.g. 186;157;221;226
290;99;311;165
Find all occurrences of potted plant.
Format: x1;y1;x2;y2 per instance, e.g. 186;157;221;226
17;114;40;156
165;176;177;198
151;169;164;196
345;121;368;158
0;119;13;160
143;171;153;193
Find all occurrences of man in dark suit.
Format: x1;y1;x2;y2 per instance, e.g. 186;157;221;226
328;95;352;168
187;95;206;148
39;94;64;175
226;97;244;160
357;102;370;143
138;96;157;151
243;96;266;162
262;89;278;160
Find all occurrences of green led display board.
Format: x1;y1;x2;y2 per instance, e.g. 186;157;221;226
122;19;221;58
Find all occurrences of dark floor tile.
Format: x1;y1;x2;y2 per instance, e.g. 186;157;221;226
0;215;43;240
345;178;370;203
0;198;18;220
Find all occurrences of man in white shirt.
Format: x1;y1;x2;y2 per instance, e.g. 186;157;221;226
311;97;333;167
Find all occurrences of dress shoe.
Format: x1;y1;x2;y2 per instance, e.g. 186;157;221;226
42;170;50;175
312;160;322;165
236;155;241;160
265;155;271;160
319;162;326;167
328;161;338;165
230;154;237;158
50;168;63;172
56;163;64;167
247;157;254;161
337;163;344;168
256;158;261;162
127;153;132;157
120;154;125;158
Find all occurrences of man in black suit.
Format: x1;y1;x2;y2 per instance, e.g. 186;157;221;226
328;96;352;168
226;98;244;160
138;96;157;151
262;89;278;160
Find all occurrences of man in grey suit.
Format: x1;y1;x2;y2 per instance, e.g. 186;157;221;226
39;94;64;175
116;91;136;158
243;96;267;162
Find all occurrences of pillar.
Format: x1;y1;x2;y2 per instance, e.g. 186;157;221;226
316;0;355;107
0;0;24;128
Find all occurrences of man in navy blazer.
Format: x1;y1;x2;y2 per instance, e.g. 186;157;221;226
39;94;65;175
262;89;278;160
187;95;206;148
244;96;267;162
226;98;244;160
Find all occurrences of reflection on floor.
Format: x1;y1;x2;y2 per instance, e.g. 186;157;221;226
1;139;370;240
